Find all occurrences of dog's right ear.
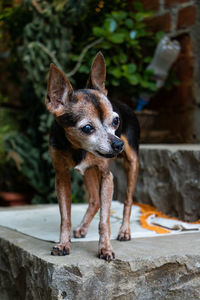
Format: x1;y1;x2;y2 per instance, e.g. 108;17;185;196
45;64;73;116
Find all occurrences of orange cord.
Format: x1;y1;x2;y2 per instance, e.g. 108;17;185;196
134;203;200;234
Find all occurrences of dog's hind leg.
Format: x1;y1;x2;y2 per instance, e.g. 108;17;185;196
73;167;100;238
117;137;139;241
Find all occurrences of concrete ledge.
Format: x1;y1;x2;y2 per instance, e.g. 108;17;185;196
1;226;200;299
139;144;200;151
112;144;200;221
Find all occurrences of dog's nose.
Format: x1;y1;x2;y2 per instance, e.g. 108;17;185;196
111;140;124;152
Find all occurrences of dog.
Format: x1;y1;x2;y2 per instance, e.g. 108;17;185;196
45;52;140;261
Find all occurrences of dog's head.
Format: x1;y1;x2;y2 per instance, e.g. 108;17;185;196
46;52;124;158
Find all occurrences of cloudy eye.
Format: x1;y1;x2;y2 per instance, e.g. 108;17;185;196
81;124;95;135
112;116;120;128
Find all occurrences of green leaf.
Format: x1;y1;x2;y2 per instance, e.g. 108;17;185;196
79;65;89;73
127;63;137;74
129;30;137;39
156;31;165;42
53;0;66;12
110;67;122;78
104;18;117;33
144;69;154;76
119;53;128;64
125;18;134;29
135;11;153;22
140;79;157;91
112;55;119;64
105;57;111;66
2;125;10;133
128;75;139;85
143;56;152;64
101;41;112;49
70;54;79;61
122;65;128;72
93;26;105;37
130;39;139;47
108;33;125;44
111;78;120;86
111;11;127;21
133;2;144;12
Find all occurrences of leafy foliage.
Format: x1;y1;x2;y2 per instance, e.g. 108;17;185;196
1;0;164;203
71;3;163;96
1;0;88;202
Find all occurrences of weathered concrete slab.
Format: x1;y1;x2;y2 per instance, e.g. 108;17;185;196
1;225;200;300
112;144;200;221
0;203;154;242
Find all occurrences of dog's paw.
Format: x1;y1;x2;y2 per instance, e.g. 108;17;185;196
98;248;115;262
51;242;71;256
117;228;131;241
73;227;87;238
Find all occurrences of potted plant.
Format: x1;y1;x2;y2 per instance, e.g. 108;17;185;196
0;163;34;206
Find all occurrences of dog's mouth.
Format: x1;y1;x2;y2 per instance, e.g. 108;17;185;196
96;151;117;159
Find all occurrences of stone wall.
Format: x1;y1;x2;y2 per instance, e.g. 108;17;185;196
111;145;200;222
1;226;200;300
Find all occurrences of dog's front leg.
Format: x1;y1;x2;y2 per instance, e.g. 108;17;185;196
98;170;115;261
51;169;71;256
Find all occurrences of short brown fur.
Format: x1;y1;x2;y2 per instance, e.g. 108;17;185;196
46;52;139;261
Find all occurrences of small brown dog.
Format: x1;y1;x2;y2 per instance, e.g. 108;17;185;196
45;52;139;261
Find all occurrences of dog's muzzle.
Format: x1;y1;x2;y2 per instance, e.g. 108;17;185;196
96;137;124;158
111;139;124;153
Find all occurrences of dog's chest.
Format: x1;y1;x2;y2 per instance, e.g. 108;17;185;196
74;152;109;175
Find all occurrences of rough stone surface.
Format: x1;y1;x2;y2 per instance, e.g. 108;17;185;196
111;145;200;221
1;226;200;300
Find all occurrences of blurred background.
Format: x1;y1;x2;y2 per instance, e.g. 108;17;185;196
0;0;199;205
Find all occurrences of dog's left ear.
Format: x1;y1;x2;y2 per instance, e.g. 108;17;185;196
86;52;107;96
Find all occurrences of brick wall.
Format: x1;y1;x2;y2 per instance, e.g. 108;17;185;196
142;0;196;33
139;0;197;110
134;0;199;143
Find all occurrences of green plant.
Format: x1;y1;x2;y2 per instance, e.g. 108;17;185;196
71;2;163;97
0;2;31;92
0;108;16;163
2;0;89;203
1;1;167;204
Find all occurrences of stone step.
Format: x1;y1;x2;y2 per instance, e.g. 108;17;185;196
1;225;200;299
112;144;200;221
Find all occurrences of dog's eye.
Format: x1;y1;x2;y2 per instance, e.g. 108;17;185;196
81;124;95;134
112;116;120;127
